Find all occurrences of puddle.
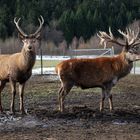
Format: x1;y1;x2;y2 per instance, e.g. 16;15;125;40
112;120;127;125
0;112;45;131
0;111;84;132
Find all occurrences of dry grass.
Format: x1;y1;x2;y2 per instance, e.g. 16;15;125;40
0;34;123;56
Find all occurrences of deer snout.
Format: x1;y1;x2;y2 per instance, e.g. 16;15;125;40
28;45;32;50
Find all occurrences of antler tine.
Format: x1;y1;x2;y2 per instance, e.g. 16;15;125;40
118;28;133;45
98;27;140;49
98;27;126;48
126;27;140;47
128;28;131;35
134;27;140;40
14;17;28;37
30;15;44;37
126;28;133;44
97;33;106;47
109;27;114;39
118;29;128;39
131;27;140;47
132;30;135;39
98;31;111;48
128;28;135;40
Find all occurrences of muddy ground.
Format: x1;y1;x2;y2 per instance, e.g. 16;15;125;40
0;74;140;140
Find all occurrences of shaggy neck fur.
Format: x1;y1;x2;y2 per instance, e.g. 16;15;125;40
114;51;133;79
20;47;36;72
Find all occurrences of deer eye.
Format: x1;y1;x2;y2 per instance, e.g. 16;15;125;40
129;50;133;53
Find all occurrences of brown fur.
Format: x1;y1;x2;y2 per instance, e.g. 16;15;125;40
0;38;38;115
0;16;44;115
56;52;132;88
56;51;133;112
0;49;35;82
55;27;140;113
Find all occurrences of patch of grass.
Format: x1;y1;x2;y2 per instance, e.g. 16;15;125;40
34;60;62;68
134;61;140;67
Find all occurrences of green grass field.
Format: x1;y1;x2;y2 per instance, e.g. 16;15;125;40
34;60;62;68
33;60;140;69
134;61;140;67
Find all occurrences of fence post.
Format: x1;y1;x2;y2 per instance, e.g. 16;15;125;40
133;62;136;74
39;41;43;75
40;48;43;75
111;46;114;56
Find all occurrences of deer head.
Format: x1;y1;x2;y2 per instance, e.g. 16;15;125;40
14;16;44;52
97;27;140;62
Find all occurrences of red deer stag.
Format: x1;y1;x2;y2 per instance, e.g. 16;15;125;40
0;16;44;115
56;27;140;112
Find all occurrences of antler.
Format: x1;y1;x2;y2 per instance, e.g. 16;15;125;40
98;27;140;49
118;27;140;47
30;15;44;37
14;17;28;37
14;16;44;38
97;27;126;48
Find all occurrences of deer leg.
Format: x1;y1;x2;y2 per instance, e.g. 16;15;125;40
100;88;106;112
106;88;113;111
58;85;63;104
19;83;26;115
59;89;64;112
58;85;63;111
9;80;16;114
108;93;113;111
0;81;6;113
59;83;73;112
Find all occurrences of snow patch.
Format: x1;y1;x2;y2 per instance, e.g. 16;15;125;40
32;67;140;75
32;67;56;75
0;113;43;131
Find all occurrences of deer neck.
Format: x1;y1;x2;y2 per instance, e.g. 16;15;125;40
114;51;133;79
20;48;36;72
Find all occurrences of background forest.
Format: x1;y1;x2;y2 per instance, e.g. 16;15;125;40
0;0;140;54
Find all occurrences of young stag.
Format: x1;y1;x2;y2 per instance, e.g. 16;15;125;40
0;16;44;114
56;27;140;112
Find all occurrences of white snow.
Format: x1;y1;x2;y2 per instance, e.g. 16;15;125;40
36;55;71;60
32;67;56;75
33;55;140;75
32;67;140;75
